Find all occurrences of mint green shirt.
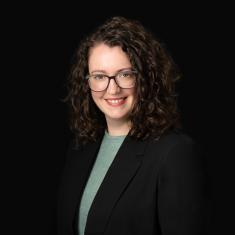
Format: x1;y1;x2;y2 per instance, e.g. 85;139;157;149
78;131;126;235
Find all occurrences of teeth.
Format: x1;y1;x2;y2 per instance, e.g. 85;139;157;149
107;98;124;104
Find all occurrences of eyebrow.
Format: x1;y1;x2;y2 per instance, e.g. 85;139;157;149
90;67;133;74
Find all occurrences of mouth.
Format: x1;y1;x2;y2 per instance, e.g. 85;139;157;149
105;97;127;106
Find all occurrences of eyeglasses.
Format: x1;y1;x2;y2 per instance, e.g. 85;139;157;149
85;69;137;92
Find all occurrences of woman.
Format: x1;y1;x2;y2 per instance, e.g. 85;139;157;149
57;16;209;235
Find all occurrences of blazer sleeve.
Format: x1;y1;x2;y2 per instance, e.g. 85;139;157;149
157;137;210;235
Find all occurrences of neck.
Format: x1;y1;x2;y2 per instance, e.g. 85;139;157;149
106;119;131;136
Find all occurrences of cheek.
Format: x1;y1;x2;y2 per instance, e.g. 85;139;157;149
91;91;103;104
127;88;136;99
128;89;137;106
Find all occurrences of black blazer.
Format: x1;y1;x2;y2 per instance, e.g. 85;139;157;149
57;131;209;235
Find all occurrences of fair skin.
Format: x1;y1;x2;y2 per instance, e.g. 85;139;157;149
88;43;136;136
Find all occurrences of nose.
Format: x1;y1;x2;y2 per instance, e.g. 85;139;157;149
106;78;120;94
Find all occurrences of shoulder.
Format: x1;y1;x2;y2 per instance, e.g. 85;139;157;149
145;130;205;169
147;130;200;154
151;130;205;174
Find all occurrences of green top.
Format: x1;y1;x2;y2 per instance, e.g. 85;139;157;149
78;131;126;235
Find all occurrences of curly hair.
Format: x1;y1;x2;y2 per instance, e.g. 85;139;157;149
64;16;182;145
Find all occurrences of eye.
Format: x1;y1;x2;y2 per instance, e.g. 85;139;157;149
118;71;133;78
92;74;107;80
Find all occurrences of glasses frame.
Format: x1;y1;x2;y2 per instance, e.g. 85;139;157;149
85;69;138;92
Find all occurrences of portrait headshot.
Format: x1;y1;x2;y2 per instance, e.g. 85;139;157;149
8;2;231;235
56;16;212;235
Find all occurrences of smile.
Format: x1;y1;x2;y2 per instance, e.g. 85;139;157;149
105;98;127;106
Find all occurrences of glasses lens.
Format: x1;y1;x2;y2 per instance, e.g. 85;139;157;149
88;75;108;91
116;71;136;88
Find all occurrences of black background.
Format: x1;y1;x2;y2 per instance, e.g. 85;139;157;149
4;2;232;234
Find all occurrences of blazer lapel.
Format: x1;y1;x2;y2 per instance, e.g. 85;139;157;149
85;135;148;235
67;137;103;233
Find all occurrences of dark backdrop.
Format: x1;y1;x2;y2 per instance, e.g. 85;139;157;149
5;2;232;235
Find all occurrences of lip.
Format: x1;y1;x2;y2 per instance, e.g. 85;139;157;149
105;97;127;107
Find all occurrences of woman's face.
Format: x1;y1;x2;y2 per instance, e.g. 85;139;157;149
88;43;136;125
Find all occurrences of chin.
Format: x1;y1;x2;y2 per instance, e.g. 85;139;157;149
105;112;130;121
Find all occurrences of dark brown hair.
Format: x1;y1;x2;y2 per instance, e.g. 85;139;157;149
64;16;181;145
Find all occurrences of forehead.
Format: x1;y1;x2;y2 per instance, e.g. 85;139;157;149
88;43;132;73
